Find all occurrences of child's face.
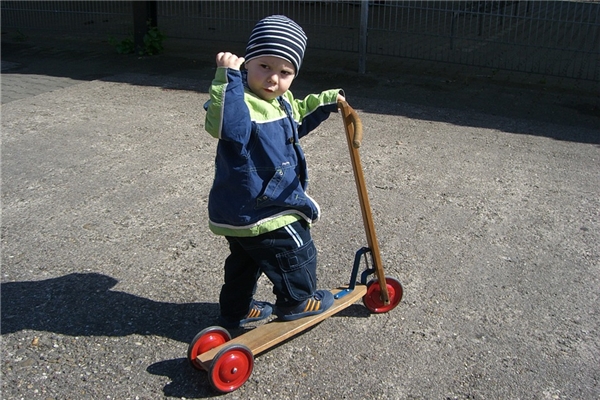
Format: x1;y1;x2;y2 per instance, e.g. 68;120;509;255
245;56;296;101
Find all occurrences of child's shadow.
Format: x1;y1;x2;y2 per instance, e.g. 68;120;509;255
0;272;218;344
1;272;226;397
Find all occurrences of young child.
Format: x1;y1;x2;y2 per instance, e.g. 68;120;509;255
204;15;346;328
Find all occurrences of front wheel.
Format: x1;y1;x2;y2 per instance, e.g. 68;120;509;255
363;277;403;313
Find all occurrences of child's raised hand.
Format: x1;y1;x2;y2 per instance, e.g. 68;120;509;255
216;52;245;70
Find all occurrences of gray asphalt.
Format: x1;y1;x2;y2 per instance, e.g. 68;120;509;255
1;34;599;399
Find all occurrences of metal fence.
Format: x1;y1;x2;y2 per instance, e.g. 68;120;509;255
2;1;598;81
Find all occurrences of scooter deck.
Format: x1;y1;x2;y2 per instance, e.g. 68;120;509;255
196;285;368;369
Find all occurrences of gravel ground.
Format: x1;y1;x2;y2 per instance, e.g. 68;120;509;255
1;35;599;399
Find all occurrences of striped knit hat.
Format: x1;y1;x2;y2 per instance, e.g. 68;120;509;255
245;15;308;74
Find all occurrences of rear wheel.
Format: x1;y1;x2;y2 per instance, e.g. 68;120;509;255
363;277;403;313
187;326;231;370
208;344;254;393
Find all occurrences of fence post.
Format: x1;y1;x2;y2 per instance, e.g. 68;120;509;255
451;12;457;50
358;0;369;74
133;1;157;53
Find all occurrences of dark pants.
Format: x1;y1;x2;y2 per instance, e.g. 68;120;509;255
219;219;318;319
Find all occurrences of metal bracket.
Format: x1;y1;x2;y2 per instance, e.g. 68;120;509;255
334;247;375;300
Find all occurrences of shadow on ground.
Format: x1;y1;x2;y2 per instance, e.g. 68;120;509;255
2;34;599;144
0;273;218;343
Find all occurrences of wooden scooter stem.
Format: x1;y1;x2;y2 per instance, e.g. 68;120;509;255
338;101;390;305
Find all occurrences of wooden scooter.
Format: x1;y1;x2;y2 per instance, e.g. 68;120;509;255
187;101;403;393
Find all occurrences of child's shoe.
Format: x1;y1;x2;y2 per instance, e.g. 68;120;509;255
218;300;273;329
275;290;334;321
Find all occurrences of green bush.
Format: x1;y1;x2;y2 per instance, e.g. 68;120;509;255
109;21;165;56
109;36;135;54
142;25;165;55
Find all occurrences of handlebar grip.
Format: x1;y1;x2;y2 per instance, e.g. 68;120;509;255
338;100;363;148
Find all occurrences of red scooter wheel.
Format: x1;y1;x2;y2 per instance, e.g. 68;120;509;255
187;326;231;370
208;344;254;393
363;277;403;313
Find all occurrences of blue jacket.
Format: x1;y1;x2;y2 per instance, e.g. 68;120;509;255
204;67;341;237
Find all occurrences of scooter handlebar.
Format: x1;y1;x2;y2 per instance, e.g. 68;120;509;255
338;100;363;148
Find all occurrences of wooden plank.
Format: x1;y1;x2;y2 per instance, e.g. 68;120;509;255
196;285;368;369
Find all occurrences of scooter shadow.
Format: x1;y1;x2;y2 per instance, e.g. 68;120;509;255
147;304;371;398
